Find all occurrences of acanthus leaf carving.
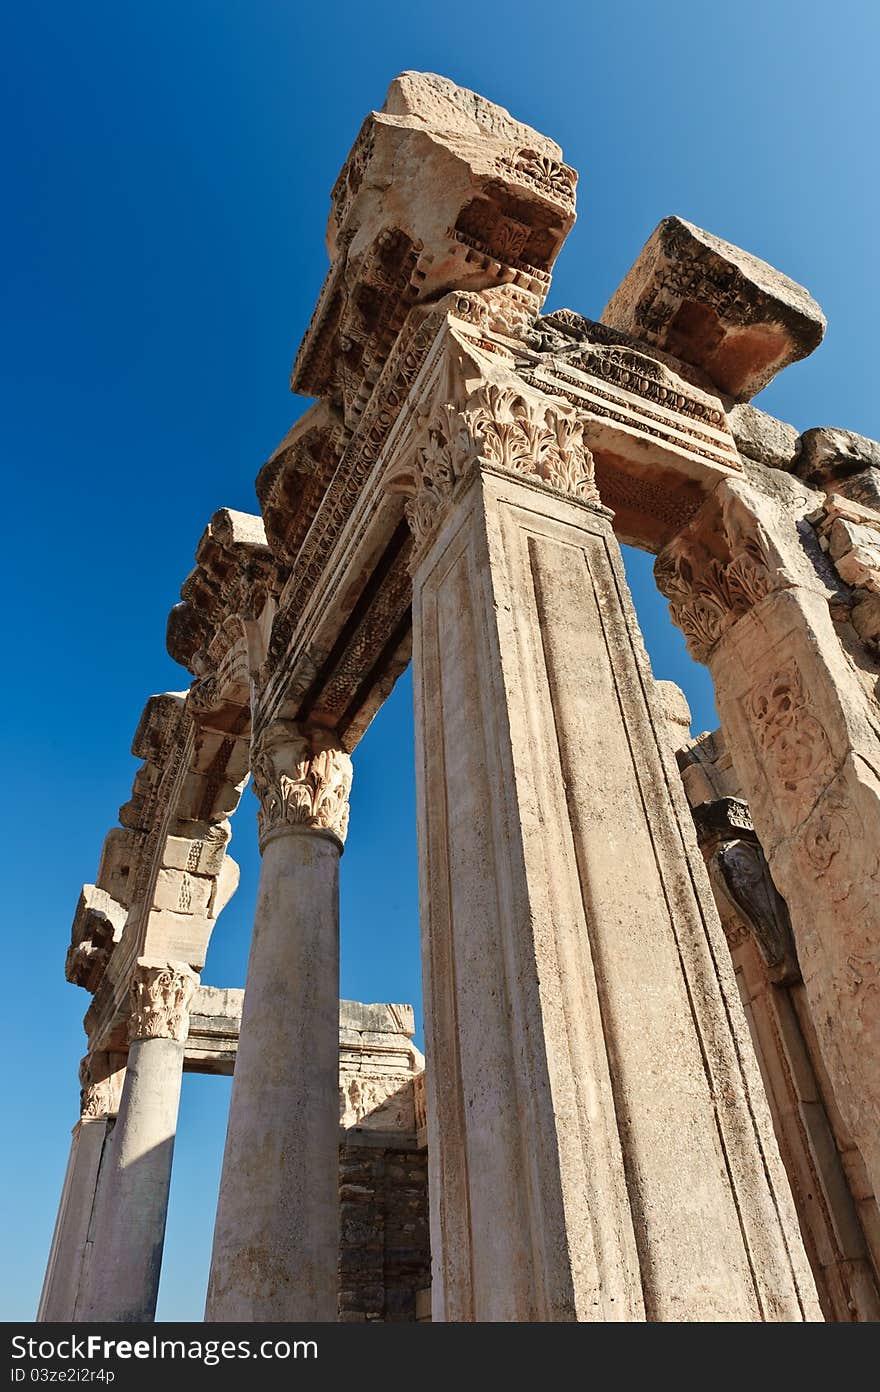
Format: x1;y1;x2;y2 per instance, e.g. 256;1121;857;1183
129;960;198;1044
250;720;353;849
402;381;600;549
655;494;780;662
78;1055;116;1121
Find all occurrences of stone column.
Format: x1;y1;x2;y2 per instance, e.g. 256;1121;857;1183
81;960;197;1322
656;476;880;1205
37;1053;124;1321
205;722;352;1322
405;381;820;1320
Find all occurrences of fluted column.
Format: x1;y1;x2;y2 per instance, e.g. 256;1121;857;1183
37;1052;124;1321
205;721;352;1322
81;960;197;1322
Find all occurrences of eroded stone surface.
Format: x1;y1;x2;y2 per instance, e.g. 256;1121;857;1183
603;216;826;400
293;71;577;426
795;428;880;510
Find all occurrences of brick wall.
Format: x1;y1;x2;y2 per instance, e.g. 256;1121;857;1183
338;1141;430;1321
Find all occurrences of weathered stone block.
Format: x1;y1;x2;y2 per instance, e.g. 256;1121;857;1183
162;823;230;876
726;401;800;469
66;885;127;992
292;72;577;420
153;867;213;916
795;427;880;509
603;216;825;399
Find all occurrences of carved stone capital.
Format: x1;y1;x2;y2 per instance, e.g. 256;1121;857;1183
129;959;198;1043
78;1052;124;1120
250;721;353;850
654;480;800;663
403;381;600;552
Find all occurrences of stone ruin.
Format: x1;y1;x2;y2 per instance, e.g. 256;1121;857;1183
39;72;880;1323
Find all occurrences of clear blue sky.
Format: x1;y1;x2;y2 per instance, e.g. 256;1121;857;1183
2;1;877;1322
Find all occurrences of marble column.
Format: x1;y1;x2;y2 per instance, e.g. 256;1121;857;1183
80;960;197;1322
405;382;820;1321
37;1052;124;1321
205;721;352;1322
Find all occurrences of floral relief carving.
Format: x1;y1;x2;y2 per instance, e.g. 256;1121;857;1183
803;796;850;876
746;662;834;798
250;720;353;849
129;961;198;1044
506;147;577;205
403;382;599;546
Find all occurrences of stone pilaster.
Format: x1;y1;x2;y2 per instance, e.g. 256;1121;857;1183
80;960;197;1322
682;783;880;1321
656;477;880;1206
206;723;352;1322
403;378;819;1321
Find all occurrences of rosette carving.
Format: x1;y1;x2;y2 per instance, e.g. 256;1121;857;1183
403;383;599;547
129;960;198;1043
250;720;353;849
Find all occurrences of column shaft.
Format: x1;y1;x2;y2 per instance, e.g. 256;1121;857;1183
79;962;196;1322
206;723;350;1322
81;1037;185;1321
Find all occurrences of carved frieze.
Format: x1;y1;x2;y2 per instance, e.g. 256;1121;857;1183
129;960;198;1044
250;720;353;849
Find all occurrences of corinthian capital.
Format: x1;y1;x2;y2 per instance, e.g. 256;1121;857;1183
403;381;600;550
129;959;198;1043
250;721;353;850
78;1052;123;1121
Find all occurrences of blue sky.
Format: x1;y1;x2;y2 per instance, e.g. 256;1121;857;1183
2;1;877;1322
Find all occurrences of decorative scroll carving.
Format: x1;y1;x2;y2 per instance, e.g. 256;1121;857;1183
129;960;198;1044
403;383;600;548
746;661;834;801
250;721;353;849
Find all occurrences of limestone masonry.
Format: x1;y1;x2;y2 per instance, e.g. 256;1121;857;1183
41;72;880;1323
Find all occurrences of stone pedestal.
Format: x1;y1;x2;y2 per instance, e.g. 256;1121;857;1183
80;961;197;1322
410;449;820;1320
37;1054;124;1322
205;723;352;1322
